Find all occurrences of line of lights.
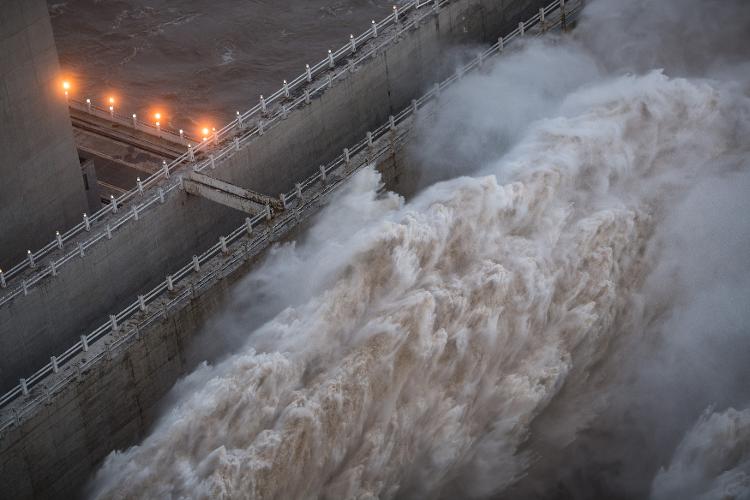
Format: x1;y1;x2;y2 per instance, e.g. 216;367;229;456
59;79;213;139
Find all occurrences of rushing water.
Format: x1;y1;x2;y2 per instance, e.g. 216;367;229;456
87;0;750;498
49;0;394;133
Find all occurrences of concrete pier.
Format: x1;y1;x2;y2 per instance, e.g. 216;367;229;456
0;0;88;269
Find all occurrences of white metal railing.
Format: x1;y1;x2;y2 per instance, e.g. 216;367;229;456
0;0;452;306
0;0;582;433
68;98;197;145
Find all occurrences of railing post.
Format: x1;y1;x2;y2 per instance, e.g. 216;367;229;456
344;147;351;166
234;137;240;151
540;7;545;26
78;242;85;258
132;113;137;127
245;217;253;235
281;104;288;119
283;79;290;98
371;20;378;38
367;131;373;148
519;21;525;36
260;95;267;113
86;98;92;112
412;99;418;114
56;230;63;249
305;64;312;82
389;115;396;131
478;52;484;67
498;35;504;51
137;177;144;195
0;269;5;288
81;334;89;352
280;193;287;210
209;154;216;169
295;183;303;201
179;129;185;142
49;259;57;277
265;204;272;220
132;205;139;221
27;250;35;269
393;5;399;23
162;160;170;178
192;255;200;272
106;224;112;239
327;74;333;89
350;34;356;53
138;294;147;311
328;49;335;69
236;111;243;129
319;165;327;183
20;378;28;396
434;82;441;97
50;356;59;374
22;279;28;296
220;236;228;254
158;187;165;203
109;314;118;331
166;274;174;291
83;213;90;231
305;89;311;105
110;194;118;213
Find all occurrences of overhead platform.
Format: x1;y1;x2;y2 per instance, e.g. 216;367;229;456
183;171;282;215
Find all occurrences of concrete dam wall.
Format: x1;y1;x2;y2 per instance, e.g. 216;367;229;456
0;0;547;393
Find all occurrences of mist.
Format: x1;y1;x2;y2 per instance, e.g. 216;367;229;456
88;0;750;498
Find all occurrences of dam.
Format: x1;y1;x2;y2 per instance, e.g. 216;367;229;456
0;1;575;497
4;0;750;498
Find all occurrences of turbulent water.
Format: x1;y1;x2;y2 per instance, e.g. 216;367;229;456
88;0;750;498
49;0;394;131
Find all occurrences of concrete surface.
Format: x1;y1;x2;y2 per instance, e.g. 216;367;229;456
0;0;88;270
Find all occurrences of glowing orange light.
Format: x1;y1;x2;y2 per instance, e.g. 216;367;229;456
202;127;209;136
62;81;70;91
154;112;161;121
108;97;115;105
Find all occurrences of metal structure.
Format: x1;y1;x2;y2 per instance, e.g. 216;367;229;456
0;0;582;433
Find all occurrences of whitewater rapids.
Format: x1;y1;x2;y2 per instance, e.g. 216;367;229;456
88;65;750;499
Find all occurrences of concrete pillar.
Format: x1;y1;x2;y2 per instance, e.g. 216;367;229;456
0;0;88;269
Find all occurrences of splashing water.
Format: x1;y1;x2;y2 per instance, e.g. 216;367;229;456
88;62;750;499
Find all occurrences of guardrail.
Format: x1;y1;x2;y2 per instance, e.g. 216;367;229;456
0;0;582;434
0;0;452;306
68;98;198;145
